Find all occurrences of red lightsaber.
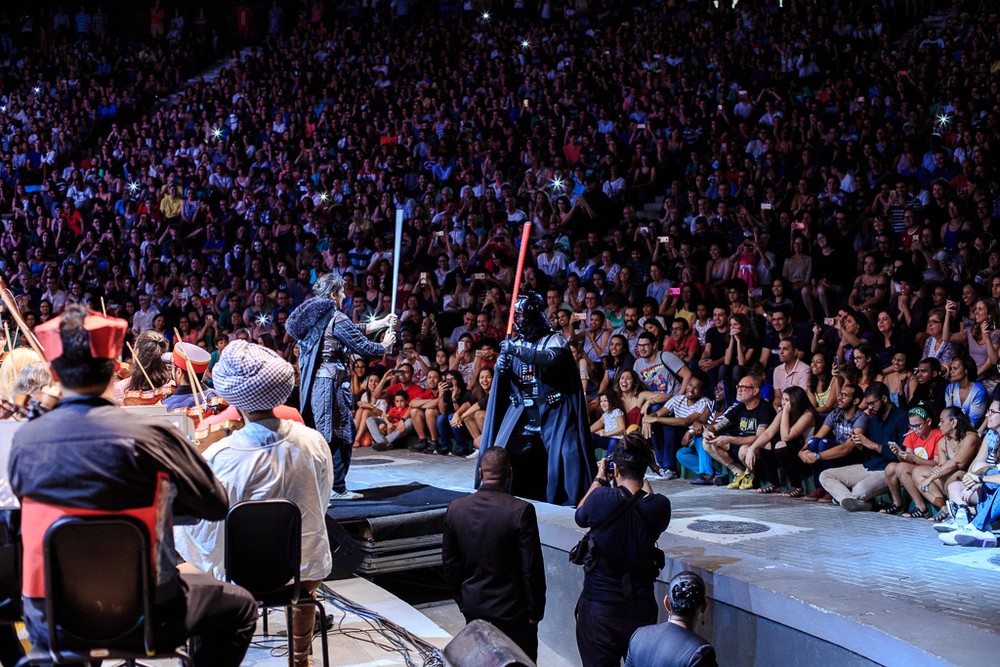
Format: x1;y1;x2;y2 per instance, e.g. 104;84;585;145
506;222;533;336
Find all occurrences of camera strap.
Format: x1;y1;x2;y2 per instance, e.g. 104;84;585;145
590;487;645;536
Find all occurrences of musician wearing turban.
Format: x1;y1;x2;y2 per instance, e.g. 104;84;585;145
176;340;333;667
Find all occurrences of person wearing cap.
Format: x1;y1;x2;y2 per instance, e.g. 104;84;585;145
175;340;333;667
9;305;257;666
286;273;395;500
161;340;217;411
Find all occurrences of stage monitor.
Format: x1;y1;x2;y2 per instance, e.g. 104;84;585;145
443;620;535;667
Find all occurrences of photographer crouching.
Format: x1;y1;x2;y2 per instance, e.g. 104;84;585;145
573;431;671;667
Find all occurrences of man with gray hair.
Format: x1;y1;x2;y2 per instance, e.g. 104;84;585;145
286;273;395;500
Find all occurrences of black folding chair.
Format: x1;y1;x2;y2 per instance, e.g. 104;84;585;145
0;509;25;666
17;515;192;667
225;499;329;667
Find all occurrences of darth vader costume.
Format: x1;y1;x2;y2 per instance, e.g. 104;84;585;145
478;292;595;506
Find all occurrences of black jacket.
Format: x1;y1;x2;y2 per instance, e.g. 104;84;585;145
441;483;545;623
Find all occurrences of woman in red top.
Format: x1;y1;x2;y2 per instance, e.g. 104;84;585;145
614;369;646;427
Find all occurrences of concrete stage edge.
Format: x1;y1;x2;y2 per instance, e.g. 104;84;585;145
346;451;997;667
532;502;988;667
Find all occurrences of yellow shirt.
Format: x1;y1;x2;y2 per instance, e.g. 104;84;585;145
160;194;182;219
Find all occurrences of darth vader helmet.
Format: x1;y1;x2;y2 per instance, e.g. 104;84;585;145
512;291;551;341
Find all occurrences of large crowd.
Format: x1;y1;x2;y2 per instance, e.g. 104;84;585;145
0;0;998;543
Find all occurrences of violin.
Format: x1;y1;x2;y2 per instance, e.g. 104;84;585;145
25;386;61;419
173;395;228;427
0;396;29;421
114;360;133;382
122;384;176;406
193;418;244;453
0;386;61;421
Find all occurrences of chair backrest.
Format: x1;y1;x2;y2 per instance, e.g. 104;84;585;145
0;509;21;623
44;515;153;656
225;499;302;600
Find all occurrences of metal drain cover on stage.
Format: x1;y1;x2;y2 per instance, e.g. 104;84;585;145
688;520;771;535
352;457;396;466
669;513;811;545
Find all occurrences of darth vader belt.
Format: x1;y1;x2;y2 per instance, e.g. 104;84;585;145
510;393;563;407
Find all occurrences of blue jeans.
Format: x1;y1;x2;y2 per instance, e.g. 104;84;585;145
651;424;683;470
676;435;715;476
805;437;839;488
972;469;1000;531
592;435;618;457
436;413;470;452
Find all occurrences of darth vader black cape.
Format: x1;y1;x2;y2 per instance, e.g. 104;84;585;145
476;333;596;506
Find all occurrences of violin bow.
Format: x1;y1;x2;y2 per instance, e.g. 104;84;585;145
172;329;206;412
0;278;46;361
125;340;155;390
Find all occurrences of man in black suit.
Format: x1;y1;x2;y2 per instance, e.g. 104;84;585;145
442;447;546;662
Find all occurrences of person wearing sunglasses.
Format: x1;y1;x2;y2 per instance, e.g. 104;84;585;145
702;374;775;490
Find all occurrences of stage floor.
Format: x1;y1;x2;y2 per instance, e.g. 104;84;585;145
346;447;1000;665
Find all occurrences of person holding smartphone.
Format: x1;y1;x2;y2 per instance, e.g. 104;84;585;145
880;404;943;515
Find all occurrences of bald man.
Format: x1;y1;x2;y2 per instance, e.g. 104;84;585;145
442;447;546;661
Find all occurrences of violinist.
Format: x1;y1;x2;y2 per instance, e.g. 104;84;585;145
114;330;173;402
0;362;59;422
0;348;43;403
8;305;258;666
175;340;332;667
161;341;216;411
12;363;51;403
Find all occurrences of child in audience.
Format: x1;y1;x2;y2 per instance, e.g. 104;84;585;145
881;404;943;515
373;391;414;445
590;391;627;456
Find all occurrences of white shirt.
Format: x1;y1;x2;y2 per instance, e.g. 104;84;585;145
41;288;69;313
536;250;568;278
132;304;160;334
174;419;334;582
